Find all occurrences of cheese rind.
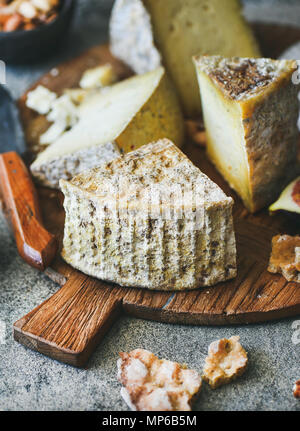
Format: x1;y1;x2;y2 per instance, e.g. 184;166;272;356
110;0;260;117
31;67;184;189
60;139;237;291
32;142;121;189
194;56;300;213
110;0;161;74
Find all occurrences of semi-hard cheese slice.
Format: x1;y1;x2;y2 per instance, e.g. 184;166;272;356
194;56;300;213
110;0;260;117
60;139;237;291
31;67;184;189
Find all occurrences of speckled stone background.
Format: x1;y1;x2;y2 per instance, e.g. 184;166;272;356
1;0;300;412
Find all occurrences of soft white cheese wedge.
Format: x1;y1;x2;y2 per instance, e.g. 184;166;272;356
31;67;184;189
110;0;260;117
194;56;300;213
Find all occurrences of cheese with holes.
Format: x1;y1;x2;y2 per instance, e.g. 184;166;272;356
31;67;184;189
60;139;237;291
194;56;300;213
110;0;260;117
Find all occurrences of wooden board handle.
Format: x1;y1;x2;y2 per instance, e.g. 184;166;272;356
14;273;124;367
0;152;57;270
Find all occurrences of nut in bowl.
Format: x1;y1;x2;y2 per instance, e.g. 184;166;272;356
0;0;75;63
0;0;61;32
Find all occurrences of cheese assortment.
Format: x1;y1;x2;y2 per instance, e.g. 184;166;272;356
110;0;260;117
22;0;300;297
30;67;184;188
194;56;300;213
60;140;237;291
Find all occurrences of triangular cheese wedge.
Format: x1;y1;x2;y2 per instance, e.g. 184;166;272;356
194;56;300;213
60;139;236;291
110;0;260;117
31;67;184;188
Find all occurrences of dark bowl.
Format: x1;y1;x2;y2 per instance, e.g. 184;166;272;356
0;0;75;64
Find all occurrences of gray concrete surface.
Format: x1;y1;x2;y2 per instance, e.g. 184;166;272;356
1;0;300;412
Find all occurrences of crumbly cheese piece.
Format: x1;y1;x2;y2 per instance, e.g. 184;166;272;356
79;64;118;89
268;235;300;283
110;0;260;117
294;380;300;399
26;85;57;115
31;67;184;189
203;336;248;389
60;139;237;291
39;122;66;146
117;349;202;411
39;94;79;145
46;94;78;127
194;56;300;212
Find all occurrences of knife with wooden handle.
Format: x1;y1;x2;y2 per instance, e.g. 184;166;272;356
0;86;57;270
0;152;57;270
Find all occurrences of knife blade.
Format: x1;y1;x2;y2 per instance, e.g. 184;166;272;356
0;86;26;155
0;85;57;270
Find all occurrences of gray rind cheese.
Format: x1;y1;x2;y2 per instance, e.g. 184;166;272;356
31;142;121;189
60;139;237;291
110;0;161;74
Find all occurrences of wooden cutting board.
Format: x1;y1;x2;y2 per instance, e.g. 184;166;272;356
13;23;300;367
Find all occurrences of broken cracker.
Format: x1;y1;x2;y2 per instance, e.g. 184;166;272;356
117;349;202;411
268;235;300;283
203;336;248;389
